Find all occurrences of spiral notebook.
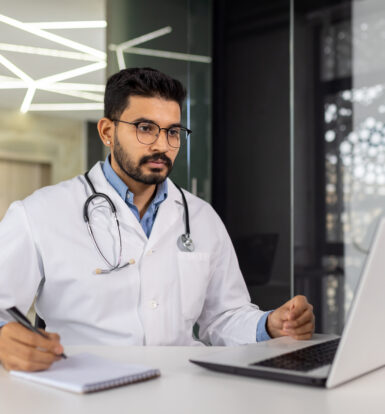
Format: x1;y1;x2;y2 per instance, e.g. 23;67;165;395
10;353;160;394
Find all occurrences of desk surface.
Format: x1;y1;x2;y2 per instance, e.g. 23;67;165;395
1;345;384;414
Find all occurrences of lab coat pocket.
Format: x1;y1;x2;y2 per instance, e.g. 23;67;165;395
177;251;211;321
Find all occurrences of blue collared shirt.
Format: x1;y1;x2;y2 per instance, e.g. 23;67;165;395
102;156;168;238
257;310;273;342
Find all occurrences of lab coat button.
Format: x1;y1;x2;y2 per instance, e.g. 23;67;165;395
147;249;155;256
150;300;159;309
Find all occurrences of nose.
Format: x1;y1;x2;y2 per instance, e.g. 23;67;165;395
150;129;170;152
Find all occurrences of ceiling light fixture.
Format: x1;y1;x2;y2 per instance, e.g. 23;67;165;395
109;26;172;51
29;103;103;111
0;78;105;92
0;80;25;89
20;86;36;113
36;61;106;86
109;26;211;70
109;26;172;70
0;14;106;60
116;47;125;70
0;53;33;85
43;82;105;92
27;21;107;29
0;15;105;113
0;55;106;112
124;47;212;63
39;87;103;102
0;43;99;61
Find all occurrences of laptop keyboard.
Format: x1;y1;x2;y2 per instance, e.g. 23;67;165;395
251;338;340;372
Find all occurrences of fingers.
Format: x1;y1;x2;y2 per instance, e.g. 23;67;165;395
268;295;315;340
3;323;62;354
274;295;309;322
0;322;63;372
284;309;315;340
2;353;58;372
287;295;310;320
284;320;314;335
1;335;61;365
283;306;314;330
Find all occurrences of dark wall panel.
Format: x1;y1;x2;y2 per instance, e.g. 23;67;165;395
213;0;291;310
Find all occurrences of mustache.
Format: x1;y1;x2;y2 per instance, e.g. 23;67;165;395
139;153;172;168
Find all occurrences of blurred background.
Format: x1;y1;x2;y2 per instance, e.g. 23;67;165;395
0;0;383;335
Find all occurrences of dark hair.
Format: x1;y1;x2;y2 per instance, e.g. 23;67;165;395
104;67;187;119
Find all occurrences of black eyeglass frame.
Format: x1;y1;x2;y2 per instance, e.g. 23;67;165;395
111;118;192;149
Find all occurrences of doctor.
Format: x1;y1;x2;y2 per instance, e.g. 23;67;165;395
0;68;314;372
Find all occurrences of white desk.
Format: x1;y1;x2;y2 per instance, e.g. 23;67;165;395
1;346;384;414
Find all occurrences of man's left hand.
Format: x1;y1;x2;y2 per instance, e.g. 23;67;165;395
266;295;315;340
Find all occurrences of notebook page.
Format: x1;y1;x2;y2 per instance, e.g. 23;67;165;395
10;353;160;393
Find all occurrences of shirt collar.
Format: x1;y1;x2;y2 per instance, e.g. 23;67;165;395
102;155;168;205
152;178;168;207
102;155;128;201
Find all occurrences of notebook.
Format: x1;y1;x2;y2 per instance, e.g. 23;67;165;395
10;353;160;394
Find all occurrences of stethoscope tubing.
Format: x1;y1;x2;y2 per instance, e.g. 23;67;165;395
173;181;191;237
83;171;194;274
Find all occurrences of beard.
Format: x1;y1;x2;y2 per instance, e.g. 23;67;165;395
113;131;173;185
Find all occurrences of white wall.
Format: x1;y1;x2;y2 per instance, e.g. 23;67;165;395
0;108;86;185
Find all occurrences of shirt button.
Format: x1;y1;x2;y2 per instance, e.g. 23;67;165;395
150;300;159;309
147;249;155;256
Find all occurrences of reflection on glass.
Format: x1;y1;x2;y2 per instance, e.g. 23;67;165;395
107;0;212;201
294;0;385;334
323;2;385;319
321;21;352;81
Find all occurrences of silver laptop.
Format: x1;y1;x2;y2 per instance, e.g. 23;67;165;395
190;217;385;388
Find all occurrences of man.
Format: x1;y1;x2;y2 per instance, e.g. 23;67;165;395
0;68;314;372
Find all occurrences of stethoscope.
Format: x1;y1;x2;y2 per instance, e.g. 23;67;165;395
83;172;194;274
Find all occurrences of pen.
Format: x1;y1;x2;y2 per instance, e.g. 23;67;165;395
6;306;67;359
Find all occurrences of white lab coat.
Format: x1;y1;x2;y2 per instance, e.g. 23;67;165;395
0;162;264;346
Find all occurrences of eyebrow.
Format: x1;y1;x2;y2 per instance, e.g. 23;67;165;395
131;117;185;129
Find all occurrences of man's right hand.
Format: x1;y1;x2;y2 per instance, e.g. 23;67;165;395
0;322;64;371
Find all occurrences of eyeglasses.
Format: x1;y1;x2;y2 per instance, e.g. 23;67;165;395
112;119;192;149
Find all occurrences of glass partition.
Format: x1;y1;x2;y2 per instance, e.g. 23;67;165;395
293;0;385;333
107;0;212;200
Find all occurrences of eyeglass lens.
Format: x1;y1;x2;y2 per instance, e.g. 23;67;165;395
136;122;186;148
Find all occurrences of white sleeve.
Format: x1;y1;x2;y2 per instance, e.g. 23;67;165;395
0;201;43;322
197;207;265;346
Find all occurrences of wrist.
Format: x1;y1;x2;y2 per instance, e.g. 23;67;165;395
266;311;280;338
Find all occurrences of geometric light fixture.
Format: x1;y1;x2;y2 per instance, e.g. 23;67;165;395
27;21;107;29
0;14;106;113
109;26;212;71
0;43;101;62
0;14;105;59
0;14;212;114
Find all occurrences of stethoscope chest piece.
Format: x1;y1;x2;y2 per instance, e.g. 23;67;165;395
173;182;194;253
178;234;195;252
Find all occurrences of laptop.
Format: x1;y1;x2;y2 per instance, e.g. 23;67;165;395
190;217;385;388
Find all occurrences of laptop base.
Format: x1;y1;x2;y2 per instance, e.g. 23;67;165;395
190;359;327;387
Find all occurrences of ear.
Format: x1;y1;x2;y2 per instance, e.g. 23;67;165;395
97;118;114;147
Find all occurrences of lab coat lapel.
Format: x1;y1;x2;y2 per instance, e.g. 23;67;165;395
86;162;147;240
147;178;184;248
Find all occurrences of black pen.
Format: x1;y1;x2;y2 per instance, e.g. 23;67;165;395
6;306;67;359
